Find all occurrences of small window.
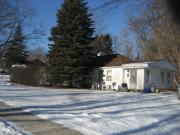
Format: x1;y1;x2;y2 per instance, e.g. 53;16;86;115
161;72;165;83
167;73;171;84
106;70;112;81
145;70;150;83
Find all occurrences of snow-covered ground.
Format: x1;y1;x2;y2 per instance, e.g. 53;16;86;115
0;119;29;135
0;83;180;135
0;75;11;86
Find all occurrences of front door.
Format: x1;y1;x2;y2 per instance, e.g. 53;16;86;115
124;69;137;89
129;69;137;89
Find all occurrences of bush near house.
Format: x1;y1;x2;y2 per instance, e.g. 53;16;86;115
11;66;46;86
10;59;47;86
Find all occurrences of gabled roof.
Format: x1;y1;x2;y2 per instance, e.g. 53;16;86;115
122;59;177;71
124;59;167;64
95;55;177;72
148;59;177;71
94;54;132;67
28;59;47;67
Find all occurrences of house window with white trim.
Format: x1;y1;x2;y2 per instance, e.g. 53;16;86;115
106;70;112;81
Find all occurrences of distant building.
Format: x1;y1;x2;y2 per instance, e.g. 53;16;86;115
11;59;48;86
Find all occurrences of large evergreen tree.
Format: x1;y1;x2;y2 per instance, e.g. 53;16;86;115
92;34;113;55
48;0;95;87
4;24;28;69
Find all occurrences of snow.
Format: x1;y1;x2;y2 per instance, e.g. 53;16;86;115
0;83;180;135
0;75;11;86
0;119;29;135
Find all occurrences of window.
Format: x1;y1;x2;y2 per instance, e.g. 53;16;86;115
145;70;150;83
130;69;137;83
161;71;165;83
106;70;112;81
167;73;171;84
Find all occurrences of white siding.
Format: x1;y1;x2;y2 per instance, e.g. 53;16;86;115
97;59;176;90
102;67;123;86
123;68;145;89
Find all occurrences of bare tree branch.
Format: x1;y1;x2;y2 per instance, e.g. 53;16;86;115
0;0;44;56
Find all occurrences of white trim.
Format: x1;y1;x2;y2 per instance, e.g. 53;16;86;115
101;60;177;72
101;66;122;69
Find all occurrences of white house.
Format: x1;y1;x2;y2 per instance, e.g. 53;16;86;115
93;54;177;90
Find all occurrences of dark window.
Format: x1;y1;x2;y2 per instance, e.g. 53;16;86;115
161;71;165;83
167;73;171;84
145;70;150;83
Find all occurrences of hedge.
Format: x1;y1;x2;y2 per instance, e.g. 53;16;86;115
11;66;47;86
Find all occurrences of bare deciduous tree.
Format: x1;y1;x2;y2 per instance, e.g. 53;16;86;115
28;47;47;63
117;29;134;59
0;0;44;55
92;0;128;11
129;0;180;70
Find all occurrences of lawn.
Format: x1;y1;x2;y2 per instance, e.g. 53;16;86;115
0;84;180;135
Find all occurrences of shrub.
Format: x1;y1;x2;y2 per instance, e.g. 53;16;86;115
11;66;47;86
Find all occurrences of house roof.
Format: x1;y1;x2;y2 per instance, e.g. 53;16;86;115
95;55;177;71
125;59;167;64
28;59;47;67
122;59;177;71
94;54;132;67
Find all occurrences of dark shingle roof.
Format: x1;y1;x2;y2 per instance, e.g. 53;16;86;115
28;59;47;67
94;54;132;67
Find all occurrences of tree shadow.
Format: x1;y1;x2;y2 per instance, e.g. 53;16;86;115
0;90;180;135
110;112;180;135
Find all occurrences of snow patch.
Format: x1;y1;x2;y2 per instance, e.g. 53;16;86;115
0;85;180;135
0;119;30;135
